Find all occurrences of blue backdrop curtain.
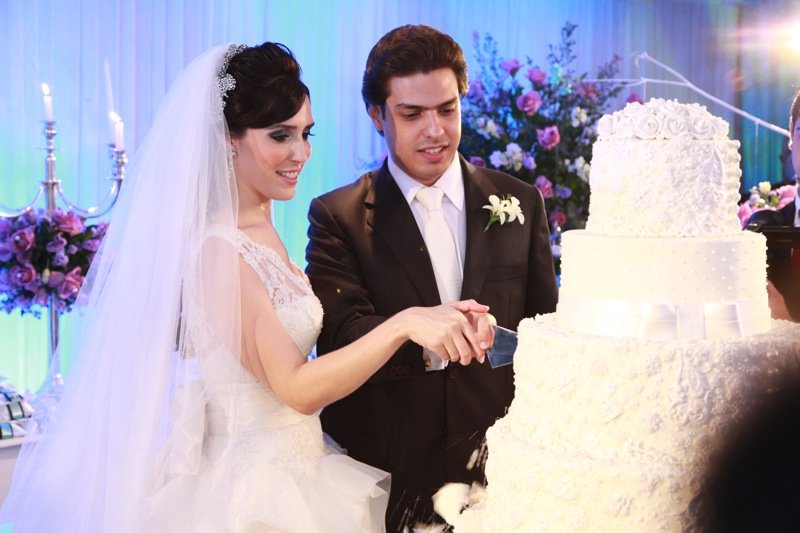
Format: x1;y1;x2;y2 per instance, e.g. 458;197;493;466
0;0;797;391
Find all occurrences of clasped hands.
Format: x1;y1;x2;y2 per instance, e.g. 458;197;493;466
401;300;496;366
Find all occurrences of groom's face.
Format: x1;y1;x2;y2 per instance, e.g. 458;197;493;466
369;68;461;187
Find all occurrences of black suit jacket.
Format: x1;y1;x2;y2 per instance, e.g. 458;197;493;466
305;154;557;502
780;201;796;226
775;201;800;320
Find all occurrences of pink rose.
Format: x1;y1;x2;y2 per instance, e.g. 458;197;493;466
537;126;561;150
737;202;759;228
500;59;521;76
52;210;85;236
526;67;547;85
574;82;597;102
515;91;543;116
626;92;644;104
10;263;37;286
10;227;35;253
534;176;554;199
549;210;568;228
469;156;486;168
776;184;797;209
57;267;84;301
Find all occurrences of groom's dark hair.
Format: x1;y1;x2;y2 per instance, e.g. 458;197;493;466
361;24;468;113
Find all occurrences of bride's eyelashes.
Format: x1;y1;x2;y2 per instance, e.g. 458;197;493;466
267;126;314;143
269;130;290;142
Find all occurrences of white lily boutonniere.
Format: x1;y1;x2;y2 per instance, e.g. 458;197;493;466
482;194;525;231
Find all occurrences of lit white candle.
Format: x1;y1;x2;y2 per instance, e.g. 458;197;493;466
109;111;124;150
104;60;116;139
41;83;54;122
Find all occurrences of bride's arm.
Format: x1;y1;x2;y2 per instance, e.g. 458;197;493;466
239;256;490;415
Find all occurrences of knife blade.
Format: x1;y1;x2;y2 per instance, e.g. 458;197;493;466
486;324;518;368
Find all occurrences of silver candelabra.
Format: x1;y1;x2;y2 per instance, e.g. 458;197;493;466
0;120;126;395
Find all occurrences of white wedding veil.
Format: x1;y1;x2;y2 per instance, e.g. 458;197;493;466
0;45;242;531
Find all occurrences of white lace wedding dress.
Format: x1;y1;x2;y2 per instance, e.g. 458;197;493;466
145;227;390;532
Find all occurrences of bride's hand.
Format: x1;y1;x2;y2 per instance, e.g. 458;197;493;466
397;300;491;365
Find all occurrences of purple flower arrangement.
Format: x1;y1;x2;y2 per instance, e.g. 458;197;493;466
0;209;107;316
461;22;626;233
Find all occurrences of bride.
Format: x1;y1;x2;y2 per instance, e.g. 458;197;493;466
0;43;493;532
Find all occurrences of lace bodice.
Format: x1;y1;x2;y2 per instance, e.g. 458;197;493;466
189;226;326;467
212;226;323;357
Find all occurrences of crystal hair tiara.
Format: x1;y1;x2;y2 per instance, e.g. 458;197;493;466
218;44;247;109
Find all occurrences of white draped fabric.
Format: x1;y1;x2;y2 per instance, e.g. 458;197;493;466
0;0;797;390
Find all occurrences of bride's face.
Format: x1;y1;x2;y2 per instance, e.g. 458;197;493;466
233;97;314;203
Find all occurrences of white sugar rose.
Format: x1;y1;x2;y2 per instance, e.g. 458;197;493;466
614;115;635;138
633;111;661;139
690;117;714;139
663;113;689;138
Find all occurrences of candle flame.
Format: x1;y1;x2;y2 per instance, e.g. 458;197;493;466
109;111;121;124
41;83;51;96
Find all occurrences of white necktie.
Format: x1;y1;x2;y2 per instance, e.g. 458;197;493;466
416;187;462;304
416;187;462;371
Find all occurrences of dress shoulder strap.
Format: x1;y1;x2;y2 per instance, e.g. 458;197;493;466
204;225;305;308
204;225;271;286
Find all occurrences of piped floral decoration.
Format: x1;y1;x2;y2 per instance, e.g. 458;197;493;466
483;194;525;231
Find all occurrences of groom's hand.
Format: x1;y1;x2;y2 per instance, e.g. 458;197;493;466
401;300;490;366
448;300;494;364
462;310;496;364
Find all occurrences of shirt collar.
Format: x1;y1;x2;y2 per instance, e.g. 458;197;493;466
388;154;464;211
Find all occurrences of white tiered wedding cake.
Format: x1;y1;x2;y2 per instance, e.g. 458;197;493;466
455;99;800;532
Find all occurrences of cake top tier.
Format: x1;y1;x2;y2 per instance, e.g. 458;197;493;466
587;98;742;237
596;98;729;141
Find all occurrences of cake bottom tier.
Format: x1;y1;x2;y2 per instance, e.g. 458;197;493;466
457;319;800;532
469;420;696;533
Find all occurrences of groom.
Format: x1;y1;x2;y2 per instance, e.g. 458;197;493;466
306;24;557;530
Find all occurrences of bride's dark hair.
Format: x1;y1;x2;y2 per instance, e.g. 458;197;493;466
223;42;310;138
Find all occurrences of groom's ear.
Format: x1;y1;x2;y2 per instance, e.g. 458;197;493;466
368;105;385;137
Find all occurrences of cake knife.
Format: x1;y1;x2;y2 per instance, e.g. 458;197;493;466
486;324;518;368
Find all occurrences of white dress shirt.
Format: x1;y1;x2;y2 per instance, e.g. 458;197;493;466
388;155;466;370
388;155;467;273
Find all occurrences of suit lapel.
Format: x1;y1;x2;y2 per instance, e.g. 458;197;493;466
460;157;498;300
367;163;442;306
